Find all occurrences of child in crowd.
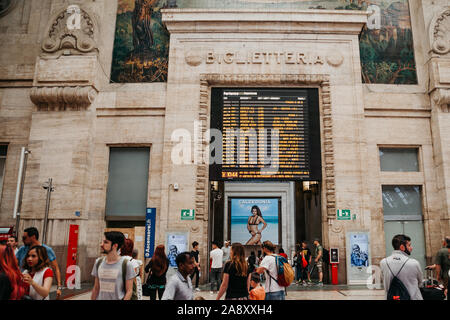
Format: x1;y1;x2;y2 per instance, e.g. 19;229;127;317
249;272;265;300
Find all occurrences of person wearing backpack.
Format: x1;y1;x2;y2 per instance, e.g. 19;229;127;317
380;234;423;300
120;238;141;300
255;241;286;300
91;231;136;300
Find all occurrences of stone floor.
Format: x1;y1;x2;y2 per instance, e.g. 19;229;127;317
63;282;386;300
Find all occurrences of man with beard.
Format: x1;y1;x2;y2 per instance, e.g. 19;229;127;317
380;234;423;300
91;231;136;300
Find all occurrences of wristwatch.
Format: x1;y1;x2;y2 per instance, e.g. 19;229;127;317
57;286;63;290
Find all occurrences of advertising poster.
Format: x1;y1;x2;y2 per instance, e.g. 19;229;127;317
350;233;370;267
346;231;371;285
144;208;156;258
230;198;279;245
166;232;188;268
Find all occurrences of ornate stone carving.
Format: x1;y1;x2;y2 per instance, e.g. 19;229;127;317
330;221;343;234
431;88;450;112
198;73;336;222
185;50;202;67
326;52;344;68
30;86;97;111
41;5;97;56
430;8;450;56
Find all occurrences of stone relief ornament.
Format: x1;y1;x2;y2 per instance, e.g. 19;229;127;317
326;52;344;68
0;0;15;18
430;8;450;56
431;89;450;112
42;5;98;56
185;49;202;67
30;86;98;111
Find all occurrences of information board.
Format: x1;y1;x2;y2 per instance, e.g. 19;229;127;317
210;88;321;180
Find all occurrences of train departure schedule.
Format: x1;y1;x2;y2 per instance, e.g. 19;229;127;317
210;88;321;180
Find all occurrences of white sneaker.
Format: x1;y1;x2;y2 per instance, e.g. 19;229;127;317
195;288;200;291
210;291;214;294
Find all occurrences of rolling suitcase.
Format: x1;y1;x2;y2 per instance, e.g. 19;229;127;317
420;268;446;300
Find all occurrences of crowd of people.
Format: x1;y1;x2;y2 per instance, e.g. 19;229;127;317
150;238;328;300
0;227;63;300
0;228;448;301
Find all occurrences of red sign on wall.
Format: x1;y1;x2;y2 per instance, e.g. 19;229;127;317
65;224;79;287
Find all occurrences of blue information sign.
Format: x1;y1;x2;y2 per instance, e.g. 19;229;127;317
145;208;156;258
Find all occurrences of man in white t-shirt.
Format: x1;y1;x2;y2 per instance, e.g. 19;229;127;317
256;240;285;300
210;241;224;294
91;231;136;300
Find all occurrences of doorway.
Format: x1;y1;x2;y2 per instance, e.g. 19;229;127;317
384;221;427;271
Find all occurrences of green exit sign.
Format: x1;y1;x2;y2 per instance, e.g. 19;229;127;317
337;209;351;220
181;209;195;220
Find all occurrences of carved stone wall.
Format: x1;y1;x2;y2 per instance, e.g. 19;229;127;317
430;8;450;57
41;5;98;57
30;4;99;111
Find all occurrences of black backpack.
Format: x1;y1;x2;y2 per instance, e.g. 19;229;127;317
386;259;411;300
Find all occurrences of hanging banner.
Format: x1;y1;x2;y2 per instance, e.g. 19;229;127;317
144;208;156;258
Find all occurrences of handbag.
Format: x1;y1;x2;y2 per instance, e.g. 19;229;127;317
302;256;308;268
142;283;151;297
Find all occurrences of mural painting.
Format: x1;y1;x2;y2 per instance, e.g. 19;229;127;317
111;0;417;84
111;0;172;83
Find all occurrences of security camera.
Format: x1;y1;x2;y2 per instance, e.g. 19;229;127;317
173;183;179;191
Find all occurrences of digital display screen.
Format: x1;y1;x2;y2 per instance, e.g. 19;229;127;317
210;88;321;180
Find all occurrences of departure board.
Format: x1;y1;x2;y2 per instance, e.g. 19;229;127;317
210;88;321;181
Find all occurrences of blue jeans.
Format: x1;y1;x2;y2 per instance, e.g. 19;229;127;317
295;265;301;281
265;290;285;300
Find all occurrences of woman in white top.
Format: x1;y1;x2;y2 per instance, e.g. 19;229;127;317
131;249;143;300
22;246;53;300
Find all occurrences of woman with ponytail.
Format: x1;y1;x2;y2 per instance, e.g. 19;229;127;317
0;245;26;300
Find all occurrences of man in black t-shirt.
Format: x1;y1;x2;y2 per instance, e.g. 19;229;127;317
189;241;201;291
300;241;312;285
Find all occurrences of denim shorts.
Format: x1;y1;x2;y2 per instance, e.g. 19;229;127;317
265;290;285;300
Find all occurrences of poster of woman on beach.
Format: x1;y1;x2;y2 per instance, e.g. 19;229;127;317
230;198;279;245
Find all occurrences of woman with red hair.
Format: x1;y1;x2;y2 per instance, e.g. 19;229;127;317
0;245;26;300
144;245;169;300
120;238;143;300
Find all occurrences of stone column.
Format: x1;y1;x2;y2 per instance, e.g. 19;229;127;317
427;8;450;251
21;4;99;282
